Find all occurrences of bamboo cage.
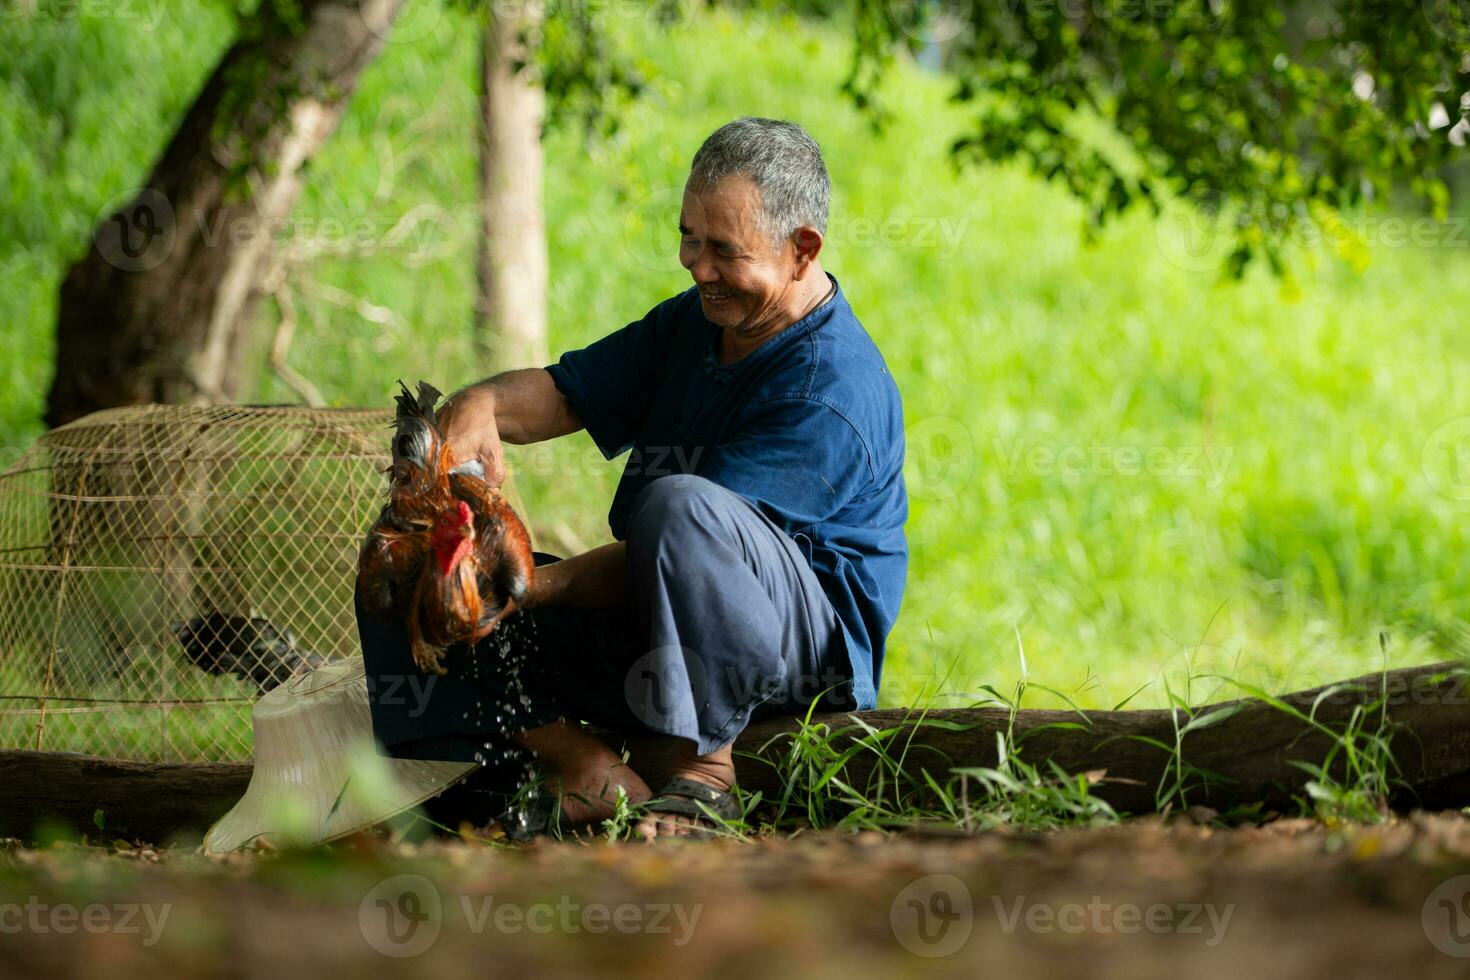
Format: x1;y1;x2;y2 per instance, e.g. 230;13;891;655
0;404;411;762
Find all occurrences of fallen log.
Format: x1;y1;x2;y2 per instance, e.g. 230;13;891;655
0;753;253;845
708;659;1470;816
1;661;1466;843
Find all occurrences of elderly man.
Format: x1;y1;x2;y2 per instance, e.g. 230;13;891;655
356;117;907;840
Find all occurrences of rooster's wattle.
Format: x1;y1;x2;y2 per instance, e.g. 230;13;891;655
357;381;535;674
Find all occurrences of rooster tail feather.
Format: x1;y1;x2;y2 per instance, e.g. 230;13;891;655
391;380;448;471
392;379;442;421
417;381;443;417
394;379;443;420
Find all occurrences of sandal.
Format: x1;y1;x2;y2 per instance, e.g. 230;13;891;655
642;777;743;840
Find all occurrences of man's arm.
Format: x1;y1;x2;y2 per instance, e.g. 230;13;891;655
440;369;630;614
524;540;628;608
437;368;583;488
471;541;627;640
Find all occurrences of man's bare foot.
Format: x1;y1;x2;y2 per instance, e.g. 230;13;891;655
635;741;737;841
513;721;652;827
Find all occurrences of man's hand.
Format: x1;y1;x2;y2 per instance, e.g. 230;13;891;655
471;542;627;642
436;386;508;489
437;369;585;490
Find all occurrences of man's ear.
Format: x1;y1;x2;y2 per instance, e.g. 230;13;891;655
791;226;823;275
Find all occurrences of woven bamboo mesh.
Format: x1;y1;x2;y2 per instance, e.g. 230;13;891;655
0;404;427;762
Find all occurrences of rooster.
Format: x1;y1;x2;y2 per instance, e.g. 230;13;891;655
357;381;535;674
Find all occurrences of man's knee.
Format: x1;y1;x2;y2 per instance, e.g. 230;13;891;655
627;475;728;557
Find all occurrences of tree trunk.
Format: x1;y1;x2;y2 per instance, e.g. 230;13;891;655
473;4;549;372
2;661;1467;843
43;0;406;428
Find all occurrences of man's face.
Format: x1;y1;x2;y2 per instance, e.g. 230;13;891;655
678;176;802;333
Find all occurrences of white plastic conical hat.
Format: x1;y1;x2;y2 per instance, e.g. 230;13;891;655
204;658;475;853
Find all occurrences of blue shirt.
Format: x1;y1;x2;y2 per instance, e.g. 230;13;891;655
544;274;908;708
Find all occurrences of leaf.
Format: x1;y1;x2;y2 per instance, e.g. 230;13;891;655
1179;702;1249;735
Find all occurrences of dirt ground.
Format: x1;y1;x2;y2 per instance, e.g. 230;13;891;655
3;813;1470;979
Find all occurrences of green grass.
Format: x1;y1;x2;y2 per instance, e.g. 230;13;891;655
3;2;1469;750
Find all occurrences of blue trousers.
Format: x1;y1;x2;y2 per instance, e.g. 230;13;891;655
355;475;856;764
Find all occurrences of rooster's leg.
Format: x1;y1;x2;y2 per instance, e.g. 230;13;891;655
408;608;449;676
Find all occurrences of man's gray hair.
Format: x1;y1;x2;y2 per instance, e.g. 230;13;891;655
688;117;830;245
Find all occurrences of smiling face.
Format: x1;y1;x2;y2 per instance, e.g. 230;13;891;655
678;175;823;339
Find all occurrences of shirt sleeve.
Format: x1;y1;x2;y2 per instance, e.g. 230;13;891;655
544;296;679;459
697;397;875;530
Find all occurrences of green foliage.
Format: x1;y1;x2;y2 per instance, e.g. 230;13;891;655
1231;669;1405;824
742;651;1120;833
847;0;1470;273
530;0;681;138
740;704;1120;833
1107;678;1241;812
596;784;643;842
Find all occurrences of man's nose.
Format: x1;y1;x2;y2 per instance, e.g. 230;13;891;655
684;246;719;284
